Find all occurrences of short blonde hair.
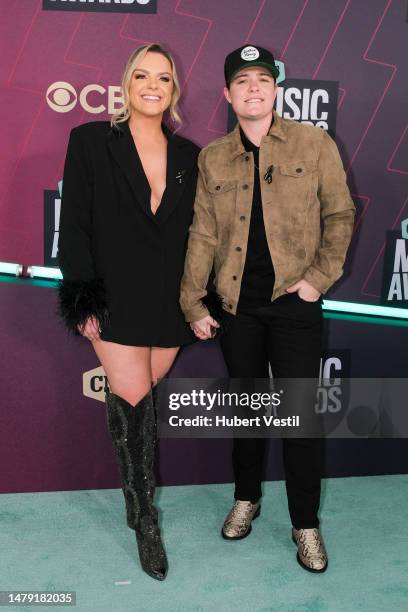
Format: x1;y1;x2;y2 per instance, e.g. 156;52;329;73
111;43;182;128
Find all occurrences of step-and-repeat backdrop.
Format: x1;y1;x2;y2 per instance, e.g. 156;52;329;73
0;0;407;493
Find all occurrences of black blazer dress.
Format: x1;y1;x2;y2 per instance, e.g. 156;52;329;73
57;119;200;347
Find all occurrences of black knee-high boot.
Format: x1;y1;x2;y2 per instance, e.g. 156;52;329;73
105;389;168;581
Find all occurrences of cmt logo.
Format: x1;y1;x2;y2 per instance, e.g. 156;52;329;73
46;81;124;114
388;238;408;301
83;366;110;403
275;84;332;130
401;218;408;240
275;79;339;136
43;0;157;14
381;218;408;306
314;350;351;435
315;356;343;415
44;181;62;266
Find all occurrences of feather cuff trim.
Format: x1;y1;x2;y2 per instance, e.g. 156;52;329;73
58;278;110;334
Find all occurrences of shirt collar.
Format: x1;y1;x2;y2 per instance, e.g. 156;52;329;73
239;125;259;153
229;109;288;160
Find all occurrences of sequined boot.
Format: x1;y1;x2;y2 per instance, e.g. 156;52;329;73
105;389;168;581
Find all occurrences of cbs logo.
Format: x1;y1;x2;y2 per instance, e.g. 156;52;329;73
46;81;124;114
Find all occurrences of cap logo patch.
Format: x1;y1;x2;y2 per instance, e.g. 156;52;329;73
240;46;260;61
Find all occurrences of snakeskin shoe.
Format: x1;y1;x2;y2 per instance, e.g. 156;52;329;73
222;500;261;540
292;527;328;573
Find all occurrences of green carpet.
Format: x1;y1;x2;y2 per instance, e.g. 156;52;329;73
1;476;408;611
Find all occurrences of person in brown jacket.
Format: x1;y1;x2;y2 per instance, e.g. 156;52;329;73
180;45;355;573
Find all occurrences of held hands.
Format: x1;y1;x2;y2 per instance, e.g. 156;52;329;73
190;315;220;341
78;316;101;341
286;279;321;302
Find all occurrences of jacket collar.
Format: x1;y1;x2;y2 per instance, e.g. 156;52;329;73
229;109;287;160
107;118;194;224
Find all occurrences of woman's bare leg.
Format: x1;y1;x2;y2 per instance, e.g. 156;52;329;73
151;346;180;385
92;339;152;406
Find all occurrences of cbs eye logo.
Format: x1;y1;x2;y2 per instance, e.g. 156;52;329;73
46;81;124;114
46;82;77;113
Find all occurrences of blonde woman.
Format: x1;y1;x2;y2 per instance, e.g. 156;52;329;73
58;44;199;581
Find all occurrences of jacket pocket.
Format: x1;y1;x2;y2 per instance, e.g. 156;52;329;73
207;179;238;226
207;179;237;194
276;160;317;213
279;160;317;178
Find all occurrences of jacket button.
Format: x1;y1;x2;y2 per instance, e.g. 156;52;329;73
232;275;237;280
240;215;246;221
244;155;249;161
215;185;221;190
228;304;233;309
296;168;302;173
235;246;242;252
242;184;249;190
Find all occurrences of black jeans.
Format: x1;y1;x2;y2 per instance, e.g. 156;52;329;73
220;293;324;529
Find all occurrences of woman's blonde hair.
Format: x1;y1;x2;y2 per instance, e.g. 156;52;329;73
111;43;182;129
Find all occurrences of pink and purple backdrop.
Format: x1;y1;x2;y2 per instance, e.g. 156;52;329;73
0;0;407;493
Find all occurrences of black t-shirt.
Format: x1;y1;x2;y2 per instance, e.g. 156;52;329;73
237;126;275;311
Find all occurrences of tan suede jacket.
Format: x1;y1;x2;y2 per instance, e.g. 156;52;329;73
180;110;355;322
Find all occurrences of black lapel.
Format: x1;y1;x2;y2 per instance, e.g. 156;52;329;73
157;125;197;224
106;120;196;224
106;120;154;222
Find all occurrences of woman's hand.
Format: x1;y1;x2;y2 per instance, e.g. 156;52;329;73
190;315;220;340
78;316;101;341
286;279;321;302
